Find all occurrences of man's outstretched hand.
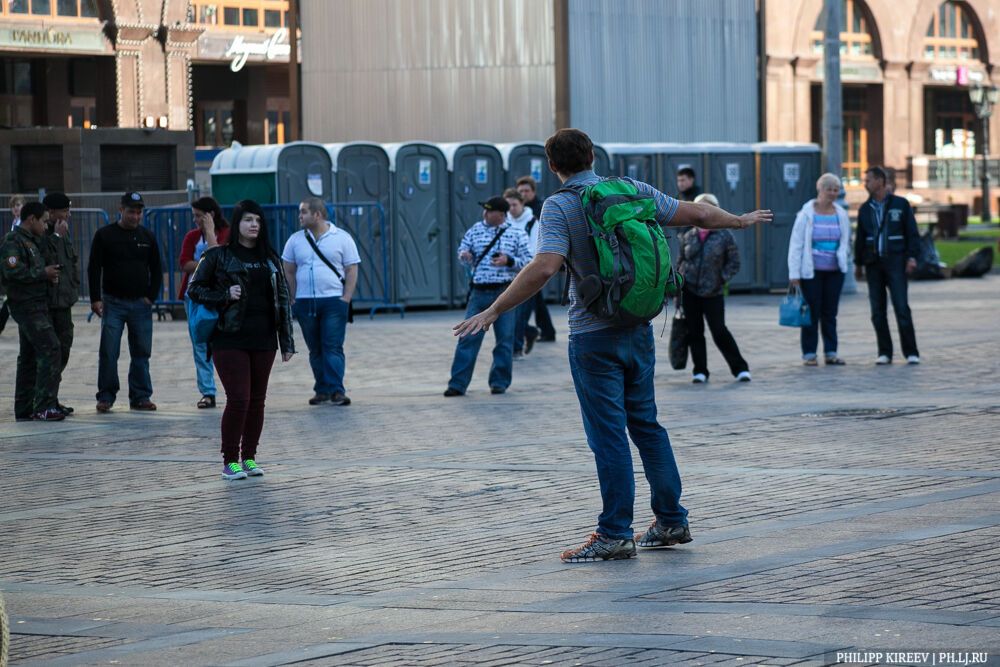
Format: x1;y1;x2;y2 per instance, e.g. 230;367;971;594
738;209;773;228
453;306;499;338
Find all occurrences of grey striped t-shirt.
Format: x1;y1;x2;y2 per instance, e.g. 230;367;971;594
537;170;679;335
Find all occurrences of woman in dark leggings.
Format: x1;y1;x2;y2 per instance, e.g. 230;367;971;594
188;200;295;480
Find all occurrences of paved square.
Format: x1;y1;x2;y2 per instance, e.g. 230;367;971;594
2;276;999;666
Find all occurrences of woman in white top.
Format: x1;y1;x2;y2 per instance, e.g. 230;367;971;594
787;173;852;366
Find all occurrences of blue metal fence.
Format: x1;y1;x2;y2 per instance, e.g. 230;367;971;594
142;202;403;318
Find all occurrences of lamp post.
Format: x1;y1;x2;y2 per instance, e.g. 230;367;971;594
969;83;1000;224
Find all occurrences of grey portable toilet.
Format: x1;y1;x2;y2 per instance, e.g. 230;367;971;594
385;142;450;307
497;142;558;198
603;143;660;185
210;141;332;205
701;143;757;290
753;143;821;289
659;144;707;198
439;142;505;307
592;144;611;177
326;142;392;305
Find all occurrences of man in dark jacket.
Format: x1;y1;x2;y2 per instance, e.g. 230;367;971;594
854;166;920;365
42;192;79;415
88;192;162;412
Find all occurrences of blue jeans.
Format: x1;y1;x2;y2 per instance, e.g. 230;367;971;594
866;259;919;359
97;295;154;405
185;295;216;396
293;297;349;395
568;325;688;540
799;270;845;359
448;287;515;392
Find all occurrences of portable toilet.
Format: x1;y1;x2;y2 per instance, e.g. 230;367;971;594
497;142;558;198
701;143;758;290
439;142;505;307
753;143;821;289
592;144;611;177
210;141;332;205
326;142;392;305
659;144;707;199
603;143;660;185
385;142;451;307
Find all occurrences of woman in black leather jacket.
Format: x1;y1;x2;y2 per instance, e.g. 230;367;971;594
188;200;295;481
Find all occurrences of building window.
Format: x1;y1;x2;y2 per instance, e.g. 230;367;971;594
924;1;981;61
69;97;96;128
925;88;978;157
811;0;876;58
265;98;290;145
1;0;98;17
197;102;235;147
190;1;289;31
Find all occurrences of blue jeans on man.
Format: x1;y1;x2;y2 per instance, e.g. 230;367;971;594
448;287;515;393
293;297;349;395
96;295;154;405
568;325;688;539
185;295;216;397
865;258;919;359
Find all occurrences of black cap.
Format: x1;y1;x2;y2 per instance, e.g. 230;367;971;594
42;192;71;210
479;196;510;213
121;191;145;208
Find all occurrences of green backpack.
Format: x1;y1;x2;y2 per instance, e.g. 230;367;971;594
559;178;681;326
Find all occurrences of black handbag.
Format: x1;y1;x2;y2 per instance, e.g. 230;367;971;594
305;231;354;323
669;299;689;371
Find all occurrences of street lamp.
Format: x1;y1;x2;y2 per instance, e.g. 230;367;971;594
969;83;1000;224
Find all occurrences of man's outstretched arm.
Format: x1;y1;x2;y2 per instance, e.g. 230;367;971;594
453;252;564;337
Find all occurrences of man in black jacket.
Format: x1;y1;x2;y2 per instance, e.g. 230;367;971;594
854;167;920;365
88;192;162;412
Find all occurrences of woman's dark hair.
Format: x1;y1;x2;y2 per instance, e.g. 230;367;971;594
191;196;228;229
228;199;277;259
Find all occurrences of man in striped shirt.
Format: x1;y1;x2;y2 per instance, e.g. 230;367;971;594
454;129;772;563
444;197;532;397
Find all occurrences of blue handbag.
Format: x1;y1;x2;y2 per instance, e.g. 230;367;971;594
779;286;812;328
189;300;220;344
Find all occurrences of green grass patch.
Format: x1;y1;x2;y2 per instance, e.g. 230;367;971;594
934;240;994;267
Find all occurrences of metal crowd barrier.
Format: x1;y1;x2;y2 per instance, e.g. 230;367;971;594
143;202;403;319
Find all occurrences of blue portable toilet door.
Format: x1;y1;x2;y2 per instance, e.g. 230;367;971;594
277;144;333;204
592;145;611;178
334;144;391;304
660;152;706;200
759;148;821;288
507;145;558;199
704;150;756;290
391;144;450;306
449;144;503;306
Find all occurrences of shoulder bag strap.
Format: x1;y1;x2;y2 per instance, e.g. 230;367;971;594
304;231;343;281
472;227;506;274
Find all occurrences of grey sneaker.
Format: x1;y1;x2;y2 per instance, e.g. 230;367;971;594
561;533;636;563
637;521;693;548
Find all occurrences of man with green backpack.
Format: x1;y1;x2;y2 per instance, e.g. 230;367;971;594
454;128;772;563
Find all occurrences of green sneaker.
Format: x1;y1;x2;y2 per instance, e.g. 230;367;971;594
221;462;247;481
242;459;263;477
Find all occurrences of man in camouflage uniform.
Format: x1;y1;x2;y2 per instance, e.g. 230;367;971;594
42;193;79;415
0;202;64;421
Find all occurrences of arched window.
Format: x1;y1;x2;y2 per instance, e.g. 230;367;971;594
811;0;876;58
924;1;982;61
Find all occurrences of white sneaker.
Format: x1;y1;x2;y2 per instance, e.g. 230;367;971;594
906;355;921;365
736;371;752;382
692;373;707;384
875;355;891;365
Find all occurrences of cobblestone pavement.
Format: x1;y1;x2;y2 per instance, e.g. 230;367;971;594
2;276;999;666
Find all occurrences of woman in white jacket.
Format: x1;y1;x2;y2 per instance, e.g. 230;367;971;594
787;173;852;366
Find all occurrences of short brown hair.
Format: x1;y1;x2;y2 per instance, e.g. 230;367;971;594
302;196;328;218
544;128;594;175
515;176;537;191
502;187;523;202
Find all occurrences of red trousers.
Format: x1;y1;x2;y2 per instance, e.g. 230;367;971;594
213;348;276;463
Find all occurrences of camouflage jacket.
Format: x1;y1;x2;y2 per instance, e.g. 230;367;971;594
42;229;80;309
677;228;740;298
1;226;50;307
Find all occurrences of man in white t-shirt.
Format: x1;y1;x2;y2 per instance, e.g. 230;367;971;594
281;197;361;406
